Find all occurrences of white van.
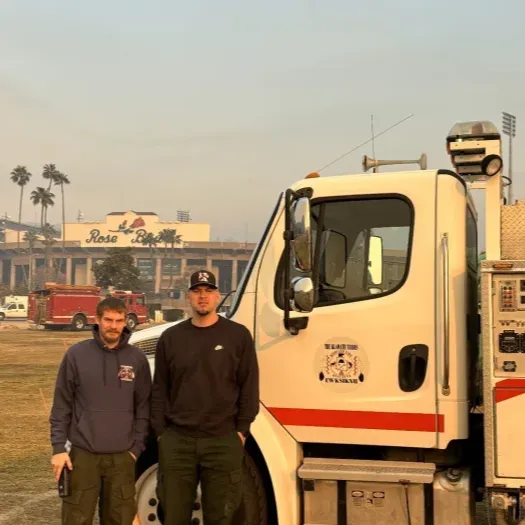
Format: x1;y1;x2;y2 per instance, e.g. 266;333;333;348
0;301;28;320
1;295;28;308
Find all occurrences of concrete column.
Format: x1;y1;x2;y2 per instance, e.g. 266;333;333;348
155;258;162;293
86;257;92;285
0;260;3;284
66;257;73;285
206;257;212;270
180;258;187;276
10;262;15;290
231;259;238;288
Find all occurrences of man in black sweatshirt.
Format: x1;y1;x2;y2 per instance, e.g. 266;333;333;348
50;297;152;525
151;269;259;525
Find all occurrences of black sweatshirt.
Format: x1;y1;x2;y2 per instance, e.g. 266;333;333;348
150;316;259;438
49;326;152;458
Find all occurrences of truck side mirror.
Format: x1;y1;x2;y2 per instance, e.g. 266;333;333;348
291;277;315;313
291;197;312;273
368;235;383;286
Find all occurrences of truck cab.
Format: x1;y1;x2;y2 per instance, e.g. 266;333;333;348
130;165;483;525
112;291;148;330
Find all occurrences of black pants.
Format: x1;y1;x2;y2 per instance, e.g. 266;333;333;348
157;428;244;525
61;446;136;525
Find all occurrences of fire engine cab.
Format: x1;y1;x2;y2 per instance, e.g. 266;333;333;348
129;119;524;525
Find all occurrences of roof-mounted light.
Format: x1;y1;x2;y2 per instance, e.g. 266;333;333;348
446;120;502;178
446;121;501;143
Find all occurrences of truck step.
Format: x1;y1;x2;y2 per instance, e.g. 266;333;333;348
298;457;436;484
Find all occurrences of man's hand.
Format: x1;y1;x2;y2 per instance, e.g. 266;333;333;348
237;432;246;446
129;451;137;461
51;452;72;482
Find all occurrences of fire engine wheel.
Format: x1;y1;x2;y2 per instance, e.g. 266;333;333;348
126;315;138;331
71;315;86;331
135;453;267;525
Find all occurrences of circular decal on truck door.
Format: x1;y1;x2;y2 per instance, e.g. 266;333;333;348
316;337;369;392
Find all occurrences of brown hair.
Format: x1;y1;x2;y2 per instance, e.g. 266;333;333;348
96;297;128;318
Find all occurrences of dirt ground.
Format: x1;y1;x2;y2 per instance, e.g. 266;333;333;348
0;326;90;524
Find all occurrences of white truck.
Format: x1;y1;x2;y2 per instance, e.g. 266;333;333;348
0;295;28;321
129;119;521;525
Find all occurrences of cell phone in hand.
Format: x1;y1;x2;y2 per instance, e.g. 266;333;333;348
58;466;71;498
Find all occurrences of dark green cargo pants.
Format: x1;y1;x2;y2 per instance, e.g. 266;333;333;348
61;446;136;525
157;428;244;525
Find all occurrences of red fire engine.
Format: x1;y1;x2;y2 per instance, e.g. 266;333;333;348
28;283;149;331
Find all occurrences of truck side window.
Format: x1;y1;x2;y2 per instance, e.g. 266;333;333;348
275;196;414;308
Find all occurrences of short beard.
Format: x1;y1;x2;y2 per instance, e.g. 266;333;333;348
101;331;120;346
195;308;211;317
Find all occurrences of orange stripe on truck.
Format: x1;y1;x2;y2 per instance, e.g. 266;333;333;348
495;378;525;403
267;407;445;433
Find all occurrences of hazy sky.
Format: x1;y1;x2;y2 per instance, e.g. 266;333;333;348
1;0;524;244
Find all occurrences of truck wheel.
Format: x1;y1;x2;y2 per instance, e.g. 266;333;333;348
0;312;4;321
239;452;268;525
71;315;86;331
126;315;138;331
135;452;267;525
135;464;203;525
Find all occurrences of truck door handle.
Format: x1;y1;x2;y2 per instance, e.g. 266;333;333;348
442;232;451;396
398;345;429;392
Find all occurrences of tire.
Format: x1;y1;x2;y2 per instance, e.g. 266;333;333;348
71;315;86;331
240;452;268;525
126;315;138;331
0;312;4;321
135;451;268;525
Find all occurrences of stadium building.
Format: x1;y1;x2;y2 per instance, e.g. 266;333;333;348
0;211;255;300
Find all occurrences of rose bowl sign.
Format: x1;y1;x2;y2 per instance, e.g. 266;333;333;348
86;217;167;245
64;211;210;247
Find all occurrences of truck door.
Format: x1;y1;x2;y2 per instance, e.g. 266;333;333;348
254;172;441;448
6;304;17;318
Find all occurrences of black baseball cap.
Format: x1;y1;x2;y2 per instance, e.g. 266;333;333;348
188;269;218;290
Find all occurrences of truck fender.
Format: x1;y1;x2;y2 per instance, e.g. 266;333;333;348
250;404;302;525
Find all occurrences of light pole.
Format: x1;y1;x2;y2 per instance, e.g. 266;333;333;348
502;112;517;204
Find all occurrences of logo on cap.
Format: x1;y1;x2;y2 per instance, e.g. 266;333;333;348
189;269;218;290
198;272;210;282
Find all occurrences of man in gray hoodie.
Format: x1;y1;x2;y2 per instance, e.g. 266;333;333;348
50;297;152;525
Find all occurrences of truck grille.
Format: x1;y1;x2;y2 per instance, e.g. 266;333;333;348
132;337;159;357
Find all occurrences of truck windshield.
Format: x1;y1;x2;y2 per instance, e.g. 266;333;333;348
223;193;283;319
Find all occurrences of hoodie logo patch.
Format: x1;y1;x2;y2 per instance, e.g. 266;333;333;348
118;365;135;382
214;345;224;351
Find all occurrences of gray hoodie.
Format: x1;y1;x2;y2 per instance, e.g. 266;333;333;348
50;325;152;458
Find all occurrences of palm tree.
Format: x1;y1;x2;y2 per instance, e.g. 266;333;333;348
30;187;55;229
10;165;32;249
53;172;70;249
23;231;39;291
159;229;182;288
42;164;61;191
41;224;58;282
141;232;158;282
